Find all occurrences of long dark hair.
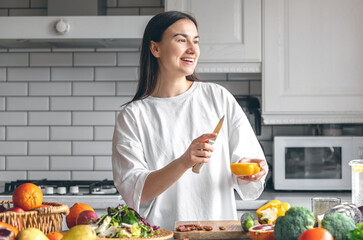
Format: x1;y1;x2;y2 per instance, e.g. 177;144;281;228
126;11;199;105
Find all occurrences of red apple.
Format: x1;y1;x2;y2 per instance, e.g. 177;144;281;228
7;207;25;213
76;210;98;225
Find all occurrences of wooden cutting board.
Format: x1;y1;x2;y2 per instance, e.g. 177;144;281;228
173;220;251;239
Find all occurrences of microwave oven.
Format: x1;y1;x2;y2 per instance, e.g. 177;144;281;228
273;136;363;190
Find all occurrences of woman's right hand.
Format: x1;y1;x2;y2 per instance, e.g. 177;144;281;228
179;133;217;169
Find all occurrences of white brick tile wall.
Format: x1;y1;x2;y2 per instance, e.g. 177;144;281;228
94;127;114;141
7;127;49;140
9;48;51;52
0;0;29;8
0;9;8;16
73;82;116;96
117;52;139;66
9;9;47;16
74;53;116;66
0;53;28;66
30;53;72;67
94;97;130;111
140;7;163;15
0;127;4;140
116;81;137;96
7;97;49;111
107;8;138;15
51;67;94;81
118;0;161;7
107;0;117;7
52;48;95;52
28;171;71;180
0;112;27;125
29;82;72;96
95;67;138;81
72;112;115;125
0;97;5;110
73;141;112;155
0;156;5;170
0;141;27;155
0;83;28;96
0;68;6;81
30;0;47;8
0;47;357;184
29;141;71;155
29;112;71;125
50;97;93;111
72;171;113;181
0;171;27;181
51;127;93;140
50;156;93;170
8;67;50;81
94;156;112;170
6;156;49;170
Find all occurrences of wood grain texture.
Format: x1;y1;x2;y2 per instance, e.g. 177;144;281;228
174;220;250;239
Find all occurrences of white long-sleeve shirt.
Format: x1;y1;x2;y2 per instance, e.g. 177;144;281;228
112;81;267;231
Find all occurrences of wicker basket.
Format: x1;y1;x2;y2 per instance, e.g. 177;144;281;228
0;200;69;234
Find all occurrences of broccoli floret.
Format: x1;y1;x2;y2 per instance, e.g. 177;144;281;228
322;213;356;240
274;206;315;240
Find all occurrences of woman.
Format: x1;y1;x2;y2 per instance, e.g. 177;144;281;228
112;11;268;231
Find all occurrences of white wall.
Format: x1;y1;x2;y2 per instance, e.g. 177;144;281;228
0;0;362;186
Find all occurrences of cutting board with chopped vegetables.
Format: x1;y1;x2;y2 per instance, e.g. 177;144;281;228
173;220;250;239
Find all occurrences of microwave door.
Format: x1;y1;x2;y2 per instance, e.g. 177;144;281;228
274;136;354;190
353;137;363;159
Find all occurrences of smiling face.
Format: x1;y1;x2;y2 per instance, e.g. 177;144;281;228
150;19;200;79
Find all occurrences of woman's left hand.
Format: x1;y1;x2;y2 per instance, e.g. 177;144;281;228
236;158;267;183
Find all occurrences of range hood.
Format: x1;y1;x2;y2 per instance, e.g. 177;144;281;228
0;0;152;48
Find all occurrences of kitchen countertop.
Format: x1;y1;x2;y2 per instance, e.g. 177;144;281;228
1;188;351;211
1;188;352;231
236;189;351;211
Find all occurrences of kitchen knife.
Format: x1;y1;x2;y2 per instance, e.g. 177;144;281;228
192;115;225;174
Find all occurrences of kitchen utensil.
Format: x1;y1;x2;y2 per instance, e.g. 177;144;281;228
174;220;250;239
192;115;225;174
349;159;363;207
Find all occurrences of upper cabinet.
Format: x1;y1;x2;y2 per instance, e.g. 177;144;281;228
263;0;363;124
165;0;261;73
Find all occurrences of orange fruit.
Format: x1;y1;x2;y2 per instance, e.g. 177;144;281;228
230;163;261;176
0;221;19;237
66;203;95;229
12;183;43;211
46;231;64;240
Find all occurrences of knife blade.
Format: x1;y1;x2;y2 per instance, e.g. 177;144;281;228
192;115;225;174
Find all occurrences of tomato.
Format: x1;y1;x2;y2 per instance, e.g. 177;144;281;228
298;228;333;240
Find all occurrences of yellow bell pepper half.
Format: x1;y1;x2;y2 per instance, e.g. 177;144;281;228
256;200;291;225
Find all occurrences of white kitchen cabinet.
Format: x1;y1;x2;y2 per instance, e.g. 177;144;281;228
165;0;261;73
263;0;363;124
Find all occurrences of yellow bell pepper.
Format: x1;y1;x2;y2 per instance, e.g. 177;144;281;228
256;200;291;224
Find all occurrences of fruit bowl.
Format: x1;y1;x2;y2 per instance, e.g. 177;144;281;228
0;200;69;234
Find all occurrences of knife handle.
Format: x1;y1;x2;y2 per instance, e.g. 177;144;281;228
192;139;214;174
192;163;204;174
